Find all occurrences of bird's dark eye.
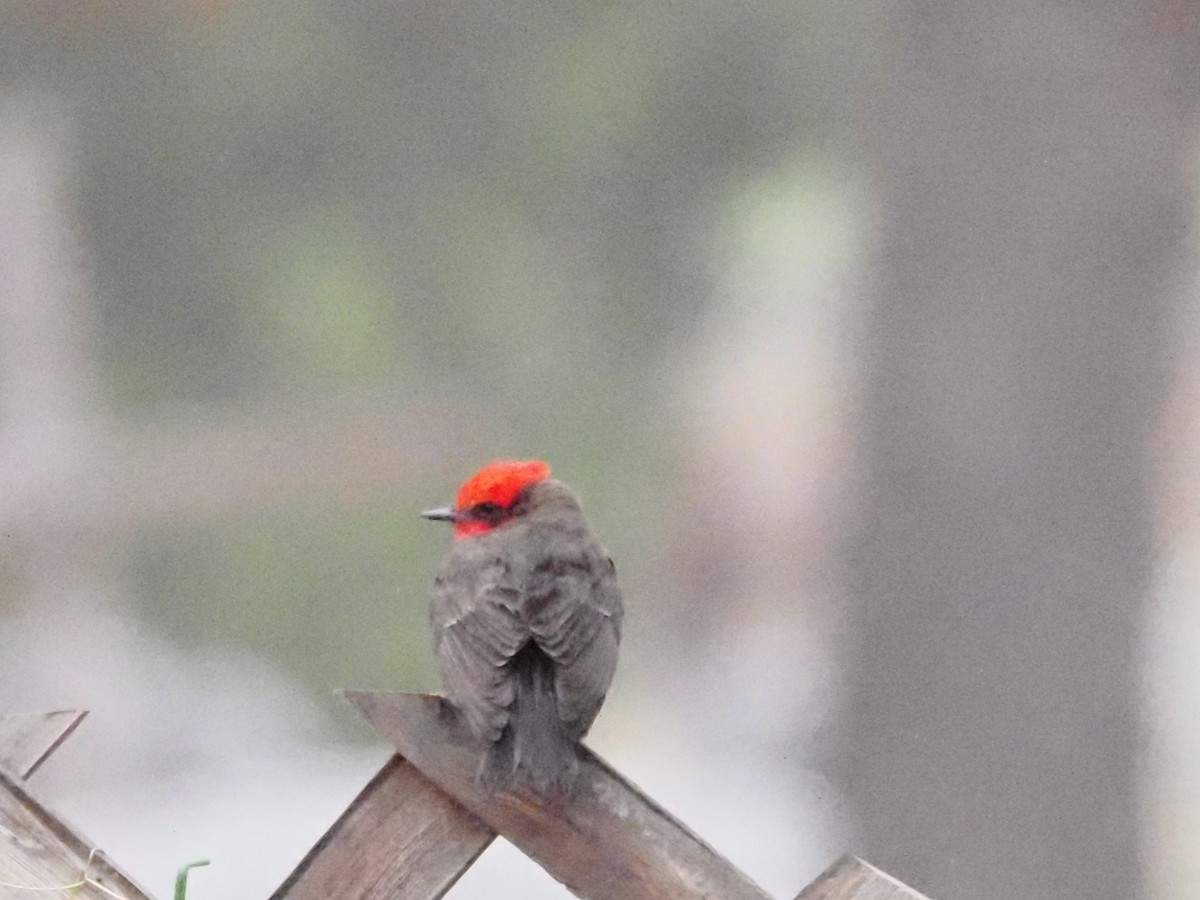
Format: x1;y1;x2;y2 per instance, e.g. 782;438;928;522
470;501;506;524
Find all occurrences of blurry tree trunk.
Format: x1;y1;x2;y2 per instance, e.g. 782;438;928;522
843;4;1198;899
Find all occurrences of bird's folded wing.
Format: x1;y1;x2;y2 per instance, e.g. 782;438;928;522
530;559;623;738
433;583;529;742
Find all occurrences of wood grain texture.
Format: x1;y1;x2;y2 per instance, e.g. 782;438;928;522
271;754;494;900
346;690;772;900
0;765;153;899
0;709;88;779
795;855;932;900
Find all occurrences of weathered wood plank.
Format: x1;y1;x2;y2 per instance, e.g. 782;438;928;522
0;764;153;899
0;709;88;779
271;754;494;900
345;690;772;900
795;855;932;900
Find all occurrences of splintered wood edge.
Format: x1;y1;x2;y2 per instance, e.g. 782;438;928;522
0;710;88;779
795;855;934;900
343;690;773;900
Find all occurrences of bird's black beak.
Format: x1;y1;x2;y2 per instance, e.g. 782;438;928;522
421;506;459;522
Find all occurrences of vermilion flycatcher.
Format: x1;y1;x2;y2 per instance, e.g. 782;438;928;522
422;460;623;794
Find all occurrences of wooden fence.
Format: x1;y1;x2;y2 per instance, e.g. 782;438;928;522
0;699;931;899
0;710;152;899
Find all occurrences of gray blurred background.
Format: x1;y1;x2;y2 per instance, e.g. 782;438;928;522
0;2;1198;898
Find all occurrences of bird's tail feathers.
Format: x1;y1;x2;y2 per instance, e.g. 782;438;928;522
479;642;577;795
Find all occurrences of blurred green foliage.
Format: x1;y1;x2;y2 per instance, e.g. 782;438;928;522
126;494;440;691
252;215;400;383
0;0;877;694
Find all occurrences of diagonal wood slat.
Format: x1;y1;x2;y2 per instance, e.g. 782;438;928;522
0;709;88;779
795;855;932;900
271;754;494;900
0;712;154;899
345;690;773;900
0;767;152;899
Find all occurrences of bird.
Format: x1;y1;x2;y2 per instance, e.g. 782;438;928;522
421;459;623;795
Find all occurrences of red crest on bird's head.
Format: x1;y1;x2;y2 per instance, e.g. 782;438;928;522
422;460;552;538
457;459;551;510
434;460;547;540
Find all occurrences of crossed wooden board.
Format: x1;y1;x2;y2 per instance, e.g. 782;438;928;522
0;696;931;900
